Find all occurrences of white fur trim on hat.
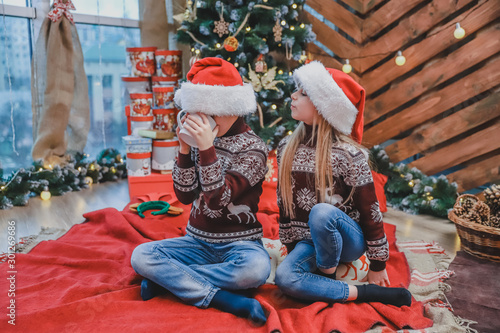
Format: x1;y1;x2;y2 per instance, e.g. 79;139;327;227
293;61;358;135
174;81;257;116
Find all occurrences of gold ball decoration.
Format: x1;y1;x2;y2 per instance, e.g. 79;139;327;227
223;36;239;52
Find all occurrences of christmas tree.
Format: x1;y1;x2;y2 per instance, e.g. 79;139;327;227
176;0;316;147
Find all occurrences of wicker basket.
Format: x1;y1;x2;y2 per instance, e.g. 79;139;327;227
449;194;500;262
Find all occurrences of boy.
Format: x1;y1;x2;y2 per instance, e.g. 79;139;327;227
131;58;271;325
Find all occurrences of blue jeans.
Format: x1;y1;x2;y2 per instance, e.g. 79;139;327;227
130;235;271;308
275;203;366;302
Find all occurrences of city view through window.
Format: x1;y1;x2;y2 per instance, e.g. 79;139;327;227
0;1;140;173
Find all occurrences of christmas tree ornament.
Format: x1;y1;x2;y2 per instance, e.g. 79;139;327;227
41;187;51;201
454;23;466;39
244;66;285;92
273;17;283;42
395;51;406;66
223;36;239;52
255;54;267;73
213;5;230;38
342;59;352;74
299;51;307;63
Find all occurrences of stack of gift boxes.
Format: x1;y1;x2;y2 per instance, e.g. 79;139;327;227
121;47;183;197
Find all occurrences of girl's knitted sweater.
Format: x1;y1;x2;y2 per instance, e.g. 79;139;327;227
276;126;388;271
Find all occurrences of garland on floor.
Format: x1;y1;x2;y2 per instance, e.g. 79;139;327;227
0;148;127;210
370;146;458;218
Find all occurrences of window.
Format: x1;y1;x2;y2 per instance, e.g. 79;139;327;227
0;0;140;173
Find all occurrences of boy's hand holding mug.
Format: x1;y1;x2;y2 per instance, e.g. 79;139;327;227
177;111;218;152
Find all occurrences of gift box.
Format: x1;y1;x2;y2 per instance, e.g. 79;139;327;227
126;46;157;77
153;108;177;131
152;139;179;172
153;86;175;108
155;50;182;78
130;116;154;136
152;76;178;87
121;76;151;106
122;135;152;153
126;152;151;177
128;172;175;199
130;93;153;117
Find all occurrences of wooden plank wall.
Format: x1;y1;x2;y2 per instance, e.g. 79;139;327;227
305;0;500;193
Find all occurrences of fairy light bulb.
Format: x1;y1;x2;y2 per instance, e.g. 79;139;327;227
40;187;51;201
292;3;298;9
234;62;239;67
299;23;305;28
290;26;295;30
271;104;277;110
245;26;251;32
195;49;201;55
278;69;283;74
395;51;406;66
454;23;465;39
287;130;293;136
215;43;221;48
84;176;93;186
408;180;414;187
281;20;286;26
342;59;352;74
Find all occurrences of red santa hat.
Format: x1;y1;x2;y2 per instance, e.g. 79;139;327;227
174;57;256;116
293;61;365;143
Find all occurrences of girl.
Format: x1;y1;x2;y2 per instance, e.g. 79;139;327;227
274;61;412;307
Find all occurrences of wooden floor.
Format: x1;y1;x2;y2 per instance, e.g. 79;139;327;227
0;180;461;258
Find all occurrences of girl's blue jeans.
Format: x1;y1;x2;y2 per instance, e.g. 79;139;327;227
275;203;366;302
131;235;271;308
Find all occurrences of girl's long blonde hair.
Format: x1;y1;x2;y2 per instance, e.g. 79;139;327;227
278;115;368;219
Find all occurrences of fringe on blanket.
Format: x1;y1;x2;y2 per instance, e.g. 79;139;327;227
365;239;477;333
0;227;66;263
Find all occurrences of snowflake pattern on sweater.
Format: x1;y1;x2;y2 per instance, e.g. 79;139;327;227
276;132;389;271
172;118;268;243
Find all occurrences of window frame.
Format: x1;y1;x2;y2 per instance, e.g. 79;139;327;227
0;3;139;28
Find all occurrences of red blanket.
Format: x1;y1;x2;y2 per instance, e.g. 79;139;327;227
0;185;431;333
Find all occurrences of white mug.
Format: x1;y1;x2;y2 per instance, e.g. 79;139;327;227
176;110;216;148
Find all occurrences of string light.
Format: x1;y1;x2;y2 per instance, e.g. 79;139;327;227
245;26;251;32
288;71;292;76
191;47;195;52
271;104;277;110
40;187;51;201
395;51;406;66
408;180;415;187
292;4;298;9
84;176;93;186
287;130;293;135
454;23;465;39
342;59;352;74
215;43;221;48
234;62;239;67
290;26;295;31
281;20;286;26
299;23;305;28
195;49;201;55
277;69;283;74
1;186;5;191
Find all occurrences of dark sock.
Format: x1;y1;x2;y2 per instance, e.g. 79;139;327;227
140;278;166;301
210;289;267;326
356;284;412;307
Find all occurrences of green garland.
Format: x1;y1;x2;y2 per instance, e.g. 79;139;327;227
0;148;127;210
370;145;458;218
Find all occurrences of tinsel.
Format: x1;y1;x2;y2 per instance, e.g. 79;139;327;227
0;148;127;210
370;145;458;218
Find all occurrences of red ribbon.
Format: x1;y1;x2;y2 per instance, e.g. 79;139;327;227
47;0;76;24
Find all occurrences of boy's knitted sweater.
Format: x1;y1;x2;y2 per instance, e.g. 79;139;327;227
173;117;268;243
276;126;388;271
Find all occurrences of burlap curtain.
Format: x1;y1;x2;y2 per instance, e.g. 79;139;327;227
31;1;90;167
